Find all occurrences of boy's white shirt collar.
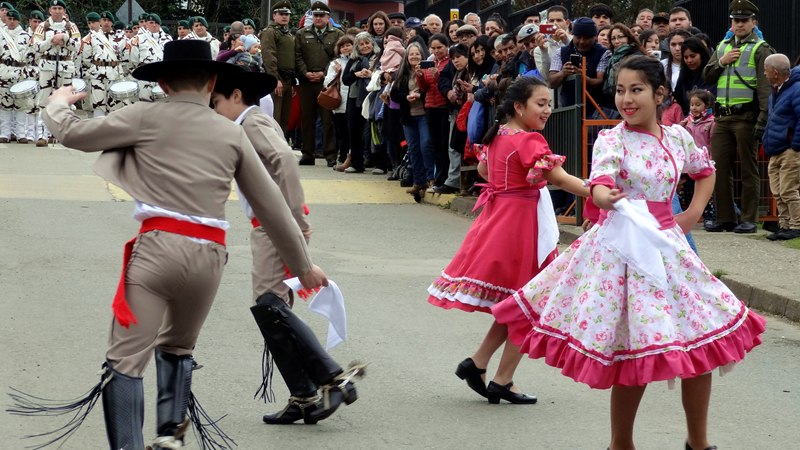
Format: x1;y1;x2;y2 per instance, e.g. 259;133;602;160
234;105;259;124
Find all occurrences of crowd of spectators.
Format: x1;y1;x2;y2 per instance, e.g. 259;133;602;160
265;1;799;240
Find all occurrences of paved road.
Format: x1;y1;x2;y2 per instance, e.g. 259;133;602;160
1;145;799;449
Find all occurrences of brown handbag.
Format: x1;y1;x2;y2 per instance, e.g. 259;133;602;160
317;79;342;110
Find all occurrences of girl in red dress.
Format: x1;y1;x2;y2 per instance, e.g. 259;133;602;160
428;76;590;403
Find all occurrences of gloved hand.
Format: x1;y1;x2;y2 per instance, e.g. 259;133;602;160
753;123;765;141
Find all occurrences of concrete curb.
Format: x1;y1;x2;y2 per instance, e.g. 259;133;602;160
422;193;800;323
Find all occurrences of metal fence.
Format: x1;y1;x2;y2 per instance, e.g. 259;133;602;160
675;0;800;61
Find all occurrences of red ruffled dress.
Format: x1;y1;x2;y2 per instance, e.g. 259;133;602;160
492;123;766;389
427;126;565;313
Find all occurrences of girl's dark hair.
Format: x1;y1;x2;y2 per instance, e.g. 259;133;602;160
485;13;506;32
679;37;711;72
693;33;714;50
411;26;431;45
616;55;667;95
481;76;549;146
638;29;657;47
609;23;646;54
449;43;469;60
385;26;405;41
686;89;715;108
408;35;427;50
444;19;465;44
665;29;692;63
468;35;493;79
429;32;449;48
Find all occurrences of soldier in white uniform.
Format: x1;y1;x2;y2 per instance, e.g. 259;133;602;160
84;10;130;117
177;19;190;40
79;12;100;115
129;13;170;102
0;2;11;28
136;12;147;36
185;16;220;59
24;10;43;143
32;0;80;146
0;9;34;143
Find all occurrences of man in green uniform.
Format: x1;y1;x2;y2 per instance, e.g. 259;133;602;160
703;0;773;234
260;1;294;138
294;1;343;166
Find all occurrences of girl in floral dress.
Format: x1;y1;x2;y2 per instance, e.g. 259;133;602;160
492;56;765;450
428;77;590;404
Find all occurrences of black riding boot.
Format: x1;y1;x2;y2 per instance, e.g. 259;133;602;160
151;350;192;449
102;365;145;450
252;293;364;423
252;296;321;425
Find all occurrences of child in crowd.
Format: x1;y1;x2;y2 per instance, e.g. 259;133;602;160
680;89;717;230
659;84;684;126
428;76;590;405
379;26;405;77
227;35;263;72
491;56;765;450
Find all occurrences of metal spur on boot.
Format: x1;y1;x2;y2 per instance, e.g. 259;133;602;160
307;363;368;422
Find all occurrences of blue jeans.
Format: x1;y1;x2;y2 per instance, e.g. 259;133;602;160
403;115;435;185
672;194;698;254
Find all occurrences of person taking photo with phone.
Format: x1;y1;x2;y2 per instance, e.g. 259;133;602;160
549;17;610;115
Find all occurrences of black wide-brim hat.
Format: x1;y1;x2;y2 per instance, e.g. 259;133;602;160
133;40;244;82
215;71;278;99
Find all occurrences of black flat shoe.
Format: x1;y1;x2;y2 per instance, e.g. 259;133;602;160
486;381;537;404
455;358;487;398
733;221;757;234
705;221;737;232
686;442;717;450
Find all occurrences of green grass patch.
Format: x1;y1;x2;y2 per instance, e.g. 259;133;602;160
711;269;729;278
784;238;800;250
439;200;452;210
747;234;767;240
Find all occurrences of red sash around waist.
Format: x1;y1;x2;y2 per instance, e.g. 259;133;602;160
472;184;541;212
597;200;676;230
112;217;227;328
250;207;319;301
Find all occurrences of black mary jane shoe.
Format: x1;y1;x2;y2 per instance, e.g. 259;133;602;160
455;358;487;398
685;443;717;450
486;381;537;404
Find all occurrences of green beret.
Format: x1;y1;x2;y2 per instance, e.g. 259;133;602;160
147;13;161;25
0;2;13;10
5;8;19;20
191;16;208;28
99;10;114;21
223;25;231;32
138;12;148;22
161;25;169;34
113;20;125;30
30;10;44;20
178;19;190;29
48;0;66;9
125;23;132;31
242;18;255;27
85;12;100;22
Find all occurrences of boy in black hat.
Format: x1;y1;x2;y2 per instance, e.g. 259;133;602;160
10;39;327;450
211;71;365;425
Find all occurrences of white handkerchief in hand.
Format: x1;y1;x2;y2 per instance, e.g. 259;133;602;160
537;187;560;267
598;199;673;288
283;278;347;350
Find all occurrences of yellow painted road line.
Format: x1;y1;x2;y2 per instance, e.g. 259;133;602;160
1;175;415;204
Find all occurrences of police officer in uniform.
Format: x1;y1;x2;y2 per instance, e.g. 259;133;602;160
260;1;295;136
703;0;774;234
294;1;343;166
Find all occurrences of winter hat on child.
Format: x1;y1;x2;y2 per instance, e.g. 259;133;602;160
242;35;258;51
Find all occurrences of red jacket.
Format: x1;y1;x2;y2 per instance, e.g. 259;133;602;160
416;55;449;109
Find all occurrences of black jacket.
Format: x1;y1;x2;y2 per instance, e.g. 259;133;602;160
390;76;427;126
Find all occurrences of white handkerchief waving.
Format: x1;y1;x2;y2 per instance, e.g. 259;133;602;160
283;278;346;350
596;199;673;289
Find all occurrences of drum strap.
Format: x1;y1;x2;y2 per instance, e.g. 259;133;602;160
0;27;23;62
91;30;118;62
145;31;164;60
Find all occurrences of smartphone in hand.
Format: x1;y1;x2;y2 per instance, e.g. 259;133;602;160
570;54;582;68
420;60;435;69
539;24;557;34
